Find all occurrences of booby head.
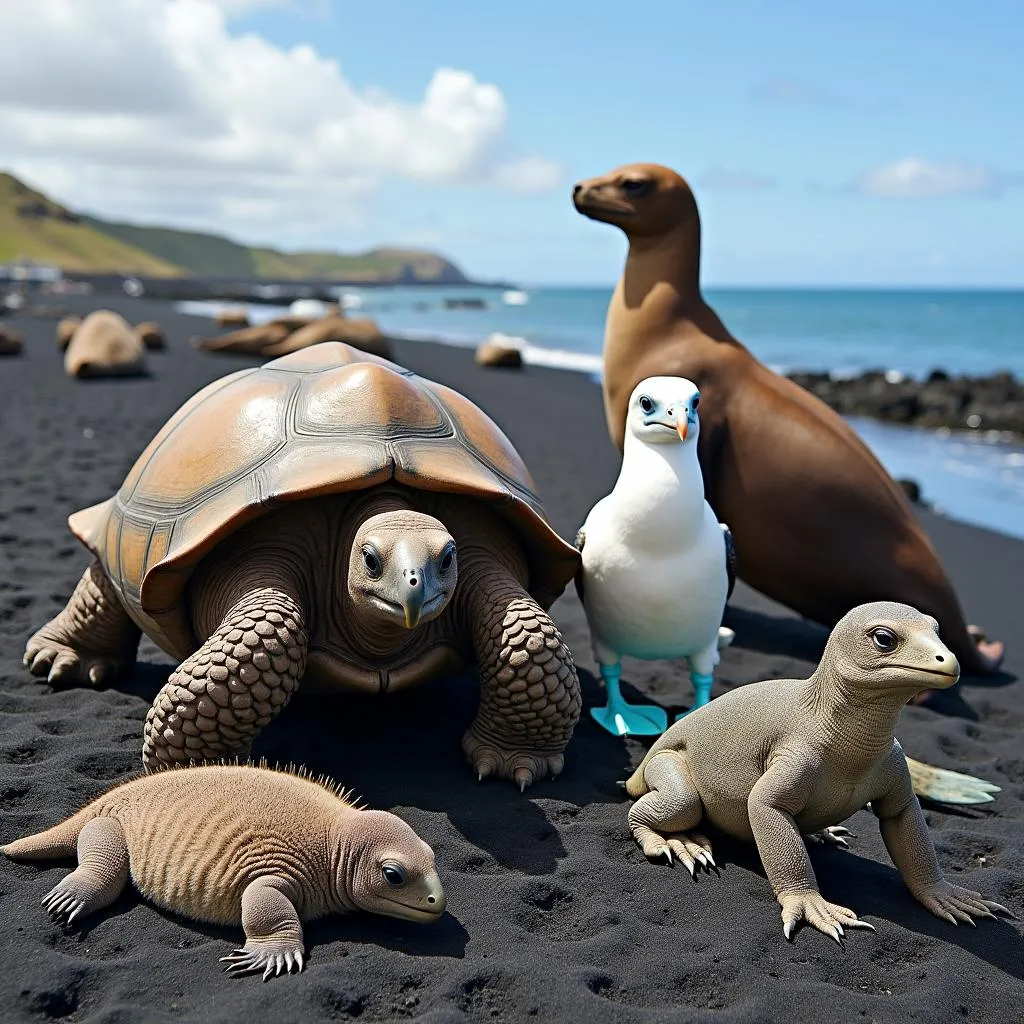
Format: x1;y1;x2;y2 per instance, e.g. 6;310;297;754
625;376;701;446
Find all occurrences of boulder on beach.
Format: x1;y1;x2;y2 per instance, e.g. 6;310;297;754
475;334;524;369
64;309;147;379
788;367;1024;438
56;316;82;351
133;321;167;351
0;324;23;356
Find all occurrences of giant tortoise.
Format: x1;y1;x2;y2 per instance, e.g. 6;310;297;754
25;343;582;790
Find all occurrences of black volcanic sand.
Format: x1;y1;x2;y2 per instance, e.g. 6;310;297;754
1;296;1023;1024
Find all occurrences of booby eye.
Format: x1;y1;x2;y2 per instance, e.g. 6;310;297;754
638;395;655;415
439;544;456;575
870;627;898;652
362;546;382;579
691;395;700;410
621;178;651;195
382;862;407;888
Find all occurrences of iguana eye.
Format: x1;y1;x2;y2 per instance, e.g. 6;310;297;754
871;627;898;652
382;862;406;887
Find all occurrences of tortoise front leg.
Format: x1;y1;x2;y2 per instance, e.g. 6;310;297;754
461;563;581;791
142;587;307;769
24;559;141;686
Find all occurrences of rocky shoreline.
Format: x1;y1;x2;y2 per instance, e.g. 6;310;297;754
787;368;1024;438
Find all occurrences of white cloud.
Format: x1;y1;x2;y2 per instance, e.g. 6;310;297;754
0;0;561;245
853;158;1015;198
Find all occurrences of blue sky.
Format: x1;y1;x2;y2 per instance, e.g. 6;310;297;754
2;0;1022;286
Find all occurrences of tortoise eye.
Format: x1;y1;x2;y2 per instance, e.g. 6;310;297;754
362;546;382;579
439;544;455;575
871;627;898;652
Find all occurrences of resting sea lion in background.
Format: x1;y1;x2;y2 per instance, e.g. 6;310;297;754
260;314;391;360
133;321;167;350
572;162;1003;678
0;324;24;356
64;310;147;379
56;316;82;351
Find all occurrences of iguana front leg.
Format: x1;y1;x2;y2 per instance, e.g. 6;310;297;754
873;752;1014;926
460;559;581;791
747;754;875;943
220;876;306;981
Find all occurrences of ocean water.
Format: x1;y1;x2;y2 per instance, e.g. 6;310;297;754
176;286;1024;540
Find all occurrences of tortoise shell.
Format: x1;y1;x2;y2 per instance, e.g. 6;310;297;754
69;342;581;657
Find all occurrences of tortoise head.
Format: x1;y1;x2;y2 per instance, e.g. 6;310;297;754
347;511;458;629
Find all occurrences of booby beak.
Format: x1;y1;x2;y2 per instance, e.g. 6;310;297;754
676;413;688;443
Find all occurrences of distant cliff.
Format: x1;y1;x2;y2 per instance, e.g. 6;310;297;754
1;171;473;284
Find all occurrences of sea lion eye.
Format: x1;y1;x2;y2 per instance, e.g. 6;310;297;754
622;179;650;195
439;544;456;575
639;395;654;415
382;862;406;887
871;627;898;652
362;546;382;579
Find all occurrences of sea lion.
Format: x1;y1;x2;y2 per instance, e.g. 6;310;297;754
56;316;82;351
133;321;167;350
0;324;24;356
475;336;523;369
260;314;391;360
64;310;146;379
571;162;1004;678
192;316;317;355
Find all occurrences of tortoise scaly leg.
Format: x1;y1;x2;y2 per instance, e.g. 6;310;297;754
142;587;307;769
461;564;581;791
24;559;141;686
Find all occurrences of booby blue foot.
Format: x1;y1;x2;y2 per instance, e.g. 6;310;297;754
590;664;668;737
674;673;714;721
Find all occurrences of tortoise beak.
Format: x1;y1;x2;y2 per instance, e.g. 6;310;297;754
400;569;426;629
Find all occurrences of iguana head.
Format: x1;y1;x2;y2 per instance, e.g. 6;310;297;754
823;600;960;696
343;810;446;923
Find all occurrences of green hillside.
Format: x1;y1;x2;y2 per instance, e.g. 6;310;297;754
0;173;184;275
1;171;472;283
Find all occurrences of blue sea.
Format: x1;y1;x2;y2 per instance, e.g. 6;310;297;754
176;286;1024;541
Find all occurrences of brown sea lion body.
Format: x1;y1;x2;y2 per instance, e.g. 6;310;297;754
64;310;146;379
0;325;23;355
133;321;166;350
56;316;81;351
572;163;1002;677
261;314;391;359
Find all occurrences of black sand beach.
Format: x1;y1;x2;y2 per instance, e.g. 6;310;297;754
1;296;1022;1023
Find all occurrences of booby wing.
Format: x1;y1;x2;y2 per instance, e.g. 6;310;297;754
722;522;737;599
572;526;585;603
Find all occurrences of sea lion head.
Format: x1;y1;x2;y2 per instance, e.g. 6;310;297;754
824;601;960;695
572;163;699;238
625;375;701;446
